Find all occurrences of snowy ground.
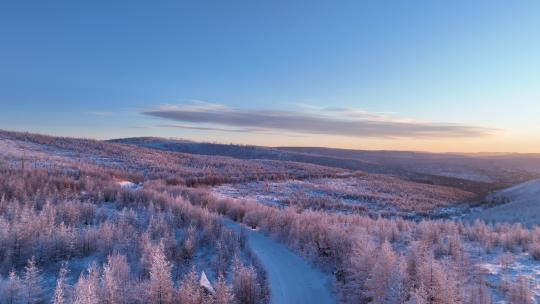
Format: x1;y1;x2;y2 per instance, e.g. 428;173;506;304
213;176;472;216
474;249;540;303
117;180;143;190
498;179;540;199
223;219;335;304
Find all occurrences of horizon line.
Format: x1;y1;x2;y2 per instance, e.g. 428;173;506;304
1;127;538;156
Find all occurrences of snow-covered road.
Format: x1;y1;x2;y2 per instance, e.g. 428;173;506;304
224;219;336;304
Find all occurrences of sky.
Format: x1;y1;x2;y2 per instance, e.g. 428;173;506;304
1;0;539;152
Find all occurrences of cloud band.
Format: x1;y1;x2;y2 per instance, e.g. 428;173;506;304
142;102;495;139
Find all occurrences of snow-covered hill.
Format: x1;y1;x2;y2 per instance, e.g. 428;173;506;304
498;178;540;199
467;178;540;226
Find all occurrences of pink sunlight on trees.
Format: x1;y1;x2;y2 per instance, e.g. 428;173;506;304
0;130;538;303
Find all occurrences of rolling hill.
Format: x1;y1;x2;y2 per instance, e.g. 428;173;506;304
110;137;540;195
466;178;540;226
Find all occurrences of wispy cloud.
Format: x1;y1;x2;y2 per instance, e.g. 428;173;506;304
141;102;497;139
159;123;307;138
159;124;265;133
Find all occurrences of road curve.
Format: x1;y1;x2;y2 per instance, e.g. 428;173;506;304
224;219;335;304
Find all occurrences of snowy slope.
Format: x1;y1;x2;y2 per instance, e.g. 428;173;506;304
224;219;335;304
498;178;540;199
467;178;540;226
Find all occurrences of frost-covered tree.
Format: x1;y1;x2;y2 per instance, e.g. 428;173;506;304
5;269;22;304
506;276;534;304
383;257;408;304
213;274;234;304
148;242;174;304
469;278;491;304
406;285;429;304
53;264;70;304
73;265;100;304
498;252;514;271
417;253;446;304
213;240;230;276
365;241;397;303
178;268;203;304
24;256;44;304
103;254;130;304
232;259;259;304
183;225;197;262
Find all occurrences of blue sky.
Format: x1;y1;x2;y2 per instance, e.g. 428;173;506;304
1;1;539;152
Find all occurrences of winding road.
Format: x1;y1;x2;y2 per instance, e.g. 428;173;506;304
224;219;335;304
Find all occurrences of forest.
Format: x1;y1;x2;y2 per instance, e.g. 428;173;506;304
0;130;539;303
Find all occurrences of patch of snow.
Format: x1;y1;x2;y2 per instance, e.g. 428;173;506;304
117;180;142;190
474;249;540;302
